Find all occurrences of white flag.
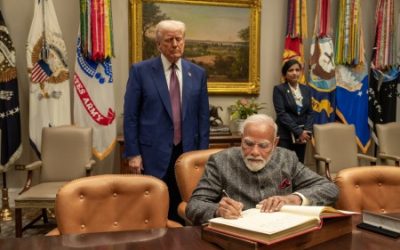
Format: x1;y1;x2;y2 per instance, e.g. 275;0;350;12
73;37;116;160
27;0;71;154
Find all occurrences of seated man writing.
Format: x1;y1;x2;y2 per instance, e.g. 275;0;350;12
186;114;339;225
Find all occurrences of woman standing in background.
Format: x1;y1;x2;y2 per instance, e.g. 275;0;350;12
273;59;314;163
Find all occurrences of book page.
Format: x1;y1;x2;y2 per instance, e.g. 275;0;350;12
209;208;318;235
280;205;328;217
279;205;357;217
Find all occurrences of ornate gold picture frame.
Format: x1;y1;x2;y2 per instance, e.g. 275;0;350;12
129;0;261;94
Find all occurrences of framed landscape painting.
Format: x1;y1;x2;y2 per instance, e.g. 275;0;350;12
129;0;261;94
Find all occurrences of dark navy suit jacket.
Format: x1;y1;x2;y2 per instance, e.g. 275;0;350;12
123;56;210;178
273;83;314;140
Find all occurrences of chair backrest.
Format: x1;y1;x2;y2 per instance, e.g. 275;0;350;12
175;148;224;203
41;126;92;182
335;166;400;212
376;122;400;163
55;174;170;235
313;123;359;175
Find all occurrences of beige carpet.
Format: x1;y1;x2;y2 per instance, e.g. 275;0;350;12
0;208;56;239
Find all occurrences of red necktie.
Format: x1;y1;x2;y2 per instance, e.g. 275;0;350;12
169;64;181;145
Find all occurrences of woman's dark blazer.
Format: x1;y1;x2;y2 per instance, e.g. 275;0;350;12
273;82;314;140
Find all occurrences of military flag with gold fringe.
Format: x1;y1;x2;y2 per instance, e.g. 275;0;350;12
368;0;399;144
282;0;308;84
73;0;116;160
309;0;336;124
335;0;370;153
0;10;22;168
27;0;71;156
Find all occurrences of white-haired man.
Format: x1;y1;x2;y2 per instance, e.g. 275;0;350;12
186;114;338;225
124;20;210;223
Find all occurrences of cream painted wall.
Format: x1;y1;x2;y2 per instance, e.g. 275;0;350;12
0;0;395;188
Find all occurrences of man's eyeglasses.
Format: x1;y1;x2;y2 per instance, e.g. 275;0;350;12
242;138;275;152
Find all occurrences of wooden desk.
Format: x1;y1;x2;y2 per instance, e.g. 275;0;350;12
308;215;399;250
117;133;241;173
1;217;399;249
0;227;219;250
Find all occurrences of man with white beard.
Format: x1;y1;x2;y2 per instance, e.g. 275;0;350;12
186;114;338;225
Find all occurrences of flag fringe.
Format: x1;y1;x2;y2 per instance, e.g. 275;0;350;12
0;68;17;83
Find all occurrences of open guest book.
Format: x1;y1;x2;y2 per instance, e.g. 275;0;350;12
206;205;355;245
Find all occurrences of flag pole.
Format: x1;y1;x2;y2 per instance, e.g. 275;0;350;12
41;0;49;62
1;172;12;221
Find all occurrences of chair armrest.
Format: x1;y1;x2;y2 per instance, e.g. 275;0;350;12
45;228;60;236
19;161;43;194
25;161;42;171
314;154;331;164
167;220;183;228
314;154;332;181
85;159;96;176
378;153;400;166
357;153;377;165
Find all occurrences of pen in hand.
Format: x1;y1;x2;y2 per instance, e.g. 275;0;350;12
222;189;231;198
221;189;243;218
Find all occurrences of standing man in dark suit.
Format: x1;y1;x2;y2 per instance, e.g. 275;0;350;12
123;20;210;222
273;59;314;163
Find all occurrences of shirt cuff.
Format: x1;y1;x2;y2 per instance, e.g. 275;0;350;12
292;192;310;206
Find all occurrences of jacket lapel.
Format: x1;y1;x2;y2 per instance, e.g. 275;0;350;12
284;83;298;113
181;60;192;122
299;84;309;114
152;57;173;120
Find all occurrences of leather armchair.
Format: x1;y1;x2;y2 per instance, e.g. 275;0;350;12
175;148;223;225
335;166;400;213
14;126;95;237
376;122;400;166
50;174;181;235
313;123;377;181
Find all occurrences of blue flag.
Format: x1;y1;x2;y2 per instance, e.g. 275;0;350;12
336;65;371;153
309;37;336;124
